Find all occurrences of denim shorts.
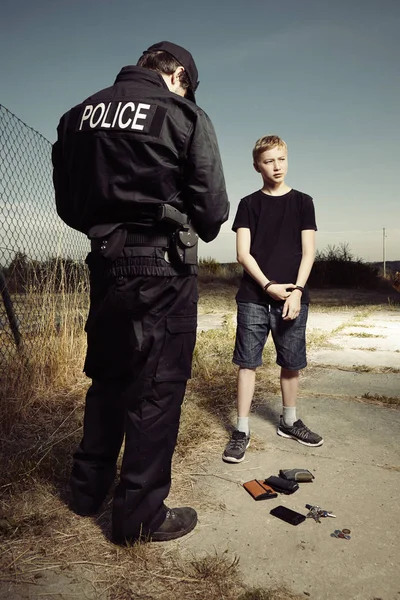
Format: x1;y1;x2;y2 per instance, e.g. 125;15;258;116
232;302;308;370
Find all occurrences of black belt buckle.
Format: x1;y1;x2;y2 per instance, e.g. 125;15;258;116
125;233;170;247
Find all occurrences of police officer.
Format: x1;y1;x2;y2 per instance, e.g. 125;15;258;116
52;41;229;543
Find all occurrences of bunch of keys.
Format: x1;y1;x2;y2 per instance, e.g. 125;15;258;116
305;504;336;523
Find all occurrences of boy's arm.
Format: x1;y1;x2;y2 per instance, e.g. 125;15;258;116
296;229;316;287
236;228;295;301
282;229;316;320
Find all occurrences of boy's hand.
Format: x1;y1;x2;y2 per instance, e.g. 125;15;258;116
282;290;302;320
266;283;295;301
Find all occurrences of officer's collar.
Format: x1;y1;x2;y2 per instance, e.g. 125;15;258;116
114;66;169;92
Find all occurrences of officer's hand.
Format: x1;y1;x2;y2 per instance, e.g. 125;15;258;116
267;283;295;302
282;290;302;320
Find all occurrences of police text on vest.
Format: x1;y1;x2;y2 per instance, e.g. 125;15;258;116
79;102;151;131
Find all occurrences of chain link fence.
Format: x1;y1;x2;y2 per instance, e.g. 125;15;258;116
0;104;89;365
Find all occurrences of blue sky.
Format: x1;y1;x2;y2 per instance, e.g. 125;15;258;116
1;0;399;262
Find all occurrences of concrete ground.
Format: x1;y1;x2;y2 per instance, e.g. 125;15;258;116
178;307;400;600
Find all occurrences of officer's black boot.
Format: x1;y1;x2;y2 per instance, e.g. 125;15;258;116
149;506;197;542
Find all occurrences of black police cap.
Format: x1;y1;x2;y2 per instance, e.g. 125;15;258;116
144;41;199;103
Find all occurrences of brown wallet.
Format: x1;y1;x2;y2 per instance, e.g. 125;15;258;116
243;479;278;500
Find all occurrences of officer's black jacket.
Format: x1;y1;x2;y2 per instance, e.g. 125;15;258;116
52;67;229;243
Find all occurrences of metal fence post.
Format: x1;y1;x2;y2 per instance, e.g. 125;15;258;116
0;268;21;349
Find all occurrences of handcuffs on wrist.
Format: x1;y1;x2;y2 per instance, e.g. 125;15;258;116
263;282;304;294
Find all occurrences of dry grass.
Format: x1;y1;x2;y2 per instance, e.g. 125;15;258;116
355;365;400;374
354;346;378;351
198;279;238;314
345;332;383;338
361;392;400;406
314;363;400;375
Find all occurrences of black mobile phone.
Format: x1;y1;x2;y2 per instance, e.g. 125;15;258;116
270;505;306;526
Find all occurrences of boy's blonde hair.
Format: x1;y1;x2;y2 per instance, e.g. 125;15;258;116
252;135;287;163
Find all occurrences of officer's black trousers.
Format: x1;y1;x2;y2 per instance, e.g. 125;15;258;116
70;272;198;542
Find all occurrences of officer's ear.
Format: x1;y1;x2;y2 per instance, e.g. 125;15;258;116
170;66;187;98
171;66;185;86
253;161;260;173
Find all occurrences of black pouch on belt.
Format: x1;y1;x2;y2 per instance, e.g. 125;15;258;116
264;476;299;494
88;224;128;262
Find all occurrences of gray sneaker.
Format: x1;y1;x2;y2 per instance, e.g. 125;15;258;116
222;430;250;463
277;416;323;447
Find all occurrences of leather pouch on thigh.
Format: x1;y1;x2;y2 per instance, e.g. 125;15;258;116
243;480;278;500
155;315;197;382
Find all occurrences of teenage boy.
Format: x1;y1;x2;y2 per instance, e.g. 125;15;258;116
222;135;323;464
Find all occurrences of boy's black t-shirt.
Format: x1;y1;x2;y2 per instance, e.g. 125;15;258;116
232;189;317;305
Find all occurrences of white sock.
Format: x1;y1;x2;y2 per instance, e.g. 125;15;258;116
283;406;297;427
237;417;250;435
